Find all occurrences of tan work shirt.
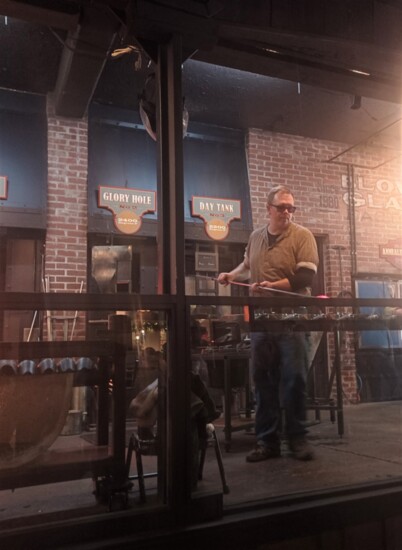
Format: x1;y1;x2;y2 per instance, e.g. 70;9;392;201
244;222;319;294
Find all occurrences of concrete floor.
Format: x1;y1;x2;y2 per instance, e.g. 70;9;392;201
204;401;402;506
1;401;402;527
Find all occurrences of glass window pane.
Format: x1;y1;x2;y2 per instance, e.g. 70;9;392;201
188;295;402;506
0;303;168;526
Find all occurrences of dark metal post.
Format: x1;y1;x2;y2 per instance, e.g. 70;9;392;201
346;164;357;275
156;34;191;517
334;329;344;437
108;313;131;481
156;37;185;297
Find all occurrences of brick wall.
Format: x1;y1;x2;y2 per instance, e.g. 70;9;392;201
246;129;402;401
247;129;402;285
45;99;88;340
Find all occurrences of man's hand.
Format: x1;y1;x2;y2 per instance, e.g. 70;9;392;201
252;278;291;293
251;280;273;292
217;262;250;286
217;272;234;286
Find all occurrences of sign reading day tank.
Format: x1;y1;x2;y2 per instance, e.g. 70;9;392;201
0;176;8;199
191;196;241;240
98;186;156;235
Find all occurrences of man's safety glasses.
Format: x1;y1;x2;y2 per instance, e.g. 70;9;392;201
269;203;297;214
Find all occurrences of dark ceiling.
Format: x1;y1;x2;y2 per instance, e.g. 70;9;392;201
2;0;402;148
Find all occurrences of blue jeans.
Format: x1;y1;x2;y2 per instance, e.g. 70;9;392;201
251;331;309;448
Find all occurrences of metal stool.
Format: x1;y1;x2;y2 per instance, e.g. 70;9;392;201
126;432;158;503
126;422;229;503
198;423;230;494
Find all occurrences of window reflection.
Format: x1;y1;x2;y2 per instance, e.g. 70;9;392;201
189;299;402;506
0;303;168;525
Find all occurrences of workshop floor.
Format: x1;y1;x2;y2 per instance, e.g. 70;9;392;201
1;401;402;527
202;400;402;507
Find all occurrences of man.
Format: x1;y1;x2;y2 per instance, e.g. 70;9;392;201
218;185;319;462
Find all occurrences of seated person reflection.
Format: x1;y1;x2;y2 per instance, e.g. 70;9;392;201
129;373;219;440
129;364;220;489
129;337;219;460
